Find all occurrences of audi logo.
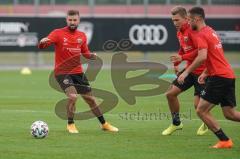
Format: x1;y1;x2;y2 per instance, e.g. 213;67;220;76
129;24;168;45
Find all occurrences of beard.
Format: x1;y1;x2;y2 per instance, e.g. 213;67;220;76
191;25;197;31
68;24;78;31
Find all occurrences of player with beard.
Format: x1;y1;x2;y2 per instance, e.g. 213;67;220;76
178;7;240;148
38;10;118;133
162;6;208;136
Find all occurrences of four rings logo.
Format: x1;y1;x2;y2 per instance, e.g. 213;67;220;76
129;24;168;45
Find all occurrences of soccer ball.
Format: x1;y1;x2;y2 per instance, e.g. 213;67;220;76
30;121;49;138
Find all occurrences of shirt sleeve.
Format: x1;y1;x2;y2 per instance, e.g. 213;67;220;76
196;34;208;50
81;34;91;59
38;30;58;49
47;30;59;44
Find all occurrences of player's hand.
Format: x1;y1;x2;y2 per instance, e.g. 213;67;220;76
170;54;182;63
38;38;51;49
198;73;208;84
39;37;50;44
90;53;97;60
177;71;189;85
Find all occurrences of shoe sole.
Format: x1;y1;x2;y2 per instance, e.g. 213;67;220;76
162;128;183;135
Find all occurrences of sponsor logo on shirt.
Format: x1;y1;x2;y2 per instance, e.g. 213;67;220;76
66;47;81;53
183;46;193;52
63;37;68;45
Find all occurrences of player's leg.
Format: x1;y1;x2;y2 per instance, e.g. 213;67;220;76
65;86;79;133
195;95;208;135
193;75;208;135
196;99;233;148
193;95;199;110
76;73;118;132
221;78;240;122
80;91;105;124
198;76;233;148
162;85;183;135
165;85;182;125
196;99;219;132
222;107;240;122
55;74;79;133
162;73;193;135
80;92;118;132
210;77;238;148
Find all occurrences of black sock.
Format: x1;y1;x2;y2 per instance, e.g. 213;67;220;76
98;116;106;124
172;112;181;126
214;128;229;141
68;117;74;124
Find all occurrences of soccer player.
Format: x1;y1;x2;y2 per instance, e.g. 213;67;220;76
38;10;118;133
162;6;208;136
178;7;240;148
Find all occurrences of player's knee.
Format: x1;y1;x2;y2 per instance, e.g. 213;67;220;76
68;93;78;102
223;111;234;120
89;97;96;105
166;91;177;99
196;106;204;116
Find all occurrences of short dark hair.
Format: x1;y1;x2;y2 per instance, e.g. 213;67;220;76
67;10;79;16
171;6;187;18
188;7;205;19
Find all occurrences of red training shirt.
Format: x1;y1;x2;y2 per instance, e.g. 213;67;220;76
175;23;206;75
196;26;235;79
38;27;91;75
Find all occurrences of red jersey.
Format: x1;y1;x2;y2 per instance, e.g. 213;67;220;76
196;26;235;79
38;27;91;75
175;23;205;75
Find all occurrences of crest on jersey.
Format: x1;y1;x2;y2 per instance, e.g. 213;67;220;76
77;38;82;44
183;36;188;42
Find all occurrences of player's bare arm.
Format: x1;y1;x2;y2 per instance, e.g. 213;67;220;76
170;54;181;75
198;69;208;84
90;53;97;60
178;48;207;84
39;37;50;44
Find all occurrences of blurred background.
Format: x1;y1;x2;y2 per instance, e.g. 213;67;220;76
0;0;239;70
0;2;239;158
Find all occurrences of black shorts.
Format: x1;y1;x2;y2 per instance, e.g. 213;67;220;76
173;71;205;96
200;76;236;107
55;73;91;94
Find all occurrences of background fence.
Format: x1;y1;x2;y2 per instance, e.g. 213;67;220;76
0;0;240;16
0;0;239;69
